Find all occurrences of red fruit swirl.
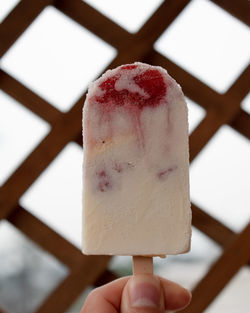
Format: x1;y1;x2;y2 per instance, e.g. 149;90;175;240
87;64;169;147
94;67;167;109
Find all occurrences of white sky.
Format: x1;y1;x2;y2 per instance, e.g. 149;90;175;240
84;0;164;33
0;0;21;23
0;0;249;255
155;0;250;93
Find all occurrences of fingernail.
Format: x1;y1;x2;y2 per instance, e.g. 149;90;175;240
129;275;162;308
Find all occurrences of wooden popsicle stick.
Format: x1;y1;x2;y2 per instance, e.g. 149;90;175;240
133;256;153;275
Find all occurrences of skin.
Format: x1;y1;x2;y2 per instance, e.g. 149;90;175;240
81;275;191;313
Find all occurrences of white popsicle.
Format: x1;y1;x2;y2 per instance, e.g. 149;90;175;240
82;62;191;256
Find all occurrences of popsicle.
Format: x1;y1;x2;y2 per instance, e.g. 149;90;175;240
82;62;191;257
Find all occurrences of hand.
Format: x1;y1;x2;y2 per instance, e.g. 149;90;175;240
81;274;191;313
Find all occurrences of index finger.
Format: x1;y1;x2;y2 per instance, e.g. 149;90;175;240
81;276;130;313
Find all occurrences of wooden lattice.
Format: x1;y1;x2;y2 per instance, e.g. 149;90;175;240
0;1;249;312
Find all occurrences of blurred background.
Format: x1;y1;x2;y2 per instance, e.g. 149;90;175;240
0;0;249;312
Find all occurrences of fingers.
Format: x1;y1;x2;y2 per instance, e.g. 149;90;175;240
80;276;129;313
81;274;191;313
159;276;192;311
121;274;191;313
121;274;165;313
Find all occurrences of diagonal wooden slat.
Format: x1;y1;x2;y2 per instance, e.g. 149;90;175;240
0;124;75;220
191;203;234;248
191;203;250;266
136;0;191;43
8;205;84;269
193;203;250;266
230;110;250;140
108;0;191;67
181;222;250;313
0;69;60;124
54;0;131;49
0;0;53;58
211;0;250;27
34;257;111;313
55;0;191;54
226;64;250;102
188;109;223;162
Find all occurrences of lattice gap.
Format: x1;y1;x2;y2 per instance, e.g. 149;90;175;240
0;0;249;313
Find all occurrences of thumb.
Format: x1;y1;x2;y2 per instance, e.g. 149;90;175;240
121;274;165;313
